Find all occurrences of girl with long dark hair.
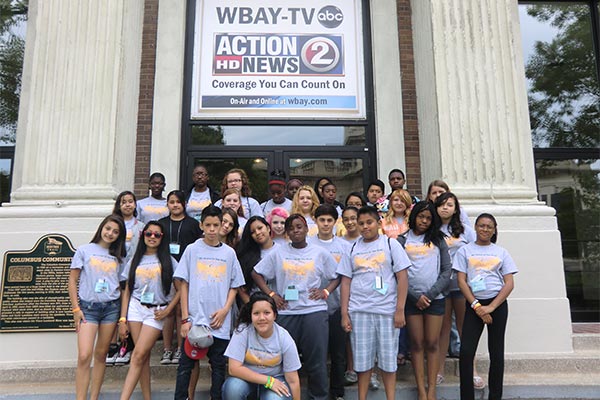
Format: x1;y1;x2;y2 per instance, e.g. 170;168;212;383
118;221;179;400
403;201;451;400
68;215;126;400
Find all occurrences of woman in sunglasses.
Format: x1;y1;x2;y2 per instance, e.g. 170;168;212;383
118;221;179;400
157;190;202;365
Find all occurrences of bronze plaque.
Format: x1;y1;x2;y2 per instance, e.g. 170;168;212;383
1;234;76;332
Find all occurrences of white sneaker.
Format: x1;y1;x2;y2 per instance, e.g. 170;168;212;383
160;349;173;365
105;351;118;365
171;349;182;364
369;372;380;390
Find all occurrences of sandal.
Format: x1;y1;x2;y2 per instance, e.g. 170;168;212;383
436;374;445;385
397;354;406;365
473;375;486;389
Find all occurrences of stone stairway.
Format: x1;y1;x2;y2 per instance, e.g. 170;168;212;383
1;333;599;399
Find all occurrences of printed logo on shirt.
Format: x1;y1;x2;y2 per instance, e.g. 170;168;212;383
89;256;118;273
144;205;168;215
196;259;227;281
405;242;435;258
188;199;212;211
245;347;281;368
468;256;501;271
331;253;342;263
353;251;385;272
135;263;161;283
282;258;315;279
126;230;133;242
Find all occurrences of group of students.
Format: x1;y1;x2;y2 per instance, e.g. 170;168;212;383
68;167;518;400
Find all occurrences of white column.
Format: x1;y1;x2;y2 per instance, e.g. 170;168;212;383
0;0;144;364
8;0;143;205
411;0;572;353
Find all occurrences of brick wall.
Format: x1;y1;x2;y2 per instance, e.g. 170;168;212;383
396;0;422;199
134;0;159;198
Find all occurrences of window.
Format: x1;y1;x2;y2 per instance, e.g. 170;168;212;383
519;1;600;321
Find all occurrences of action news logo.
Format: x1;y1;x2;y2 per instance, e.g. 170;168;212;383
317;5;343;28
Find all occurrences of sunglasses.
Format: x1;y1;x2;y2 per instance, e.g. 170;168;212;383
144;231;163;239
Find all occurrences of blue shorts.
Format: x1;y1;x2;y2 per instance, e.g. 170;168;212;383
447;290;464;299
80;299;120;325
405;298;446;316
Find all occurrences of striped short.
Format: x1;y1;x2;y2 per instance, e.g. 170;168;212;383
349;312;399;373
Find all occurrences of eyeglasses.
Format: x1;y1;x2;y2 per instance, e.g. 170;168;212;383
227;179;242;183
194;172;208;177
144;231;164;238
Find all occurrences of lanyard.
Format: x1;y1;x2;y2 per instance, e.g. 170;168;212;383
169;219;183;244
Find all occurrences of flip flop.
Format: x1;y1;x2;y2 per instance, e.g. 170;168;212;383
436;374;445;385
473;375;486;389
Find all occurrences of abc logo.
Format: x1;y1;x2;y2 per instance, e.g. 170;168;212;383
317;6;343;29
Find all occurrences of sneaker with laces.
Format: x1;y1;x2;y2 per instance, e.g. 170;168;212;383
160;349;173;365
105;344;119;365
369;372;380;390
344;370;358;384
115;351;131;365
171;349;182;364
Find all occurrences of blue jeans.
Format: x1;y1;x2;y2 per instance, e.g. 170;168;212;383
222;376;291;400
79;299;120;324
174;337;229;400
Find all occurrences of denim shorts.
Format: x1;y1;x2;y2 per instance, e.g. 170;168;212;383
405;298;446;316
447;290;464;299
80;299;120;324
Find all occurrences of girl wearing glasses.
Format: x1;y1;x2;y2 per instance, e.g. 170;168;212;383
158;190;202;365
453;213;518;400
68;215;127;400
118;221;179;400
215;168;263;218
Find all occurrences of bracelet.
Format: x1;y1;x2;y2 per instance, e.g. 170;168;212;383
264;376;274;389
118;317;127;324
72;307;81;313
181;317;192;324
473;303;482;310
323;289;330;299
268;291;276;298
470;299;480;309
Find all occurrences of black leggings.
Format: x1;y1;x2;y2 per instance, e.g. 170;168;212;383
459;298;508;400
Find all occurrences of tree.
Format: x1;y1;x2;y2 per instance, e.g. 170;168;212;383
0;0;28;144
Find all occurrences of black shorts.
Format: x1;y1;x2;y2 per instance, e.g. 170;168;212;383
405;297;446;316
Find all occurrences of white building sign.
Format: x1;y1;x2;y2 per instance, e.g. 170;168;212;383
191;0;366;119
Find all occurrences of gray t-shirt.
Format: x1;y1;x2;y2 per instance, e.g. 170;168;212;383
453;242;518;300
186;189;212;221
336;235;411;315
174;239;245;339
224;323;301;376
136;197;169;224
124;218;144;265
260;198;293;215
70;243;123;302
254;243;338;315
405;231;445;300
215;196;264;219
121;254;177;305
440;223;475;292
307;236;351;314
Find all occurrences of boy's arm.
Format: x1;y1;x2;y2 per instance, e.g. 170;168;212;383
340;275;352;332
394;269;408;328
210;287;237;330
179;279;191;337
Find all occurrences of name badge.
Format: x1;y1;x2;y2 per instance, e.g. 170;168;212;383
95;279;109;293
373;281;388;295
169;243;181;255
470;276;487;292
285;285;299;301
374;276;383;289
140;291;155;304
